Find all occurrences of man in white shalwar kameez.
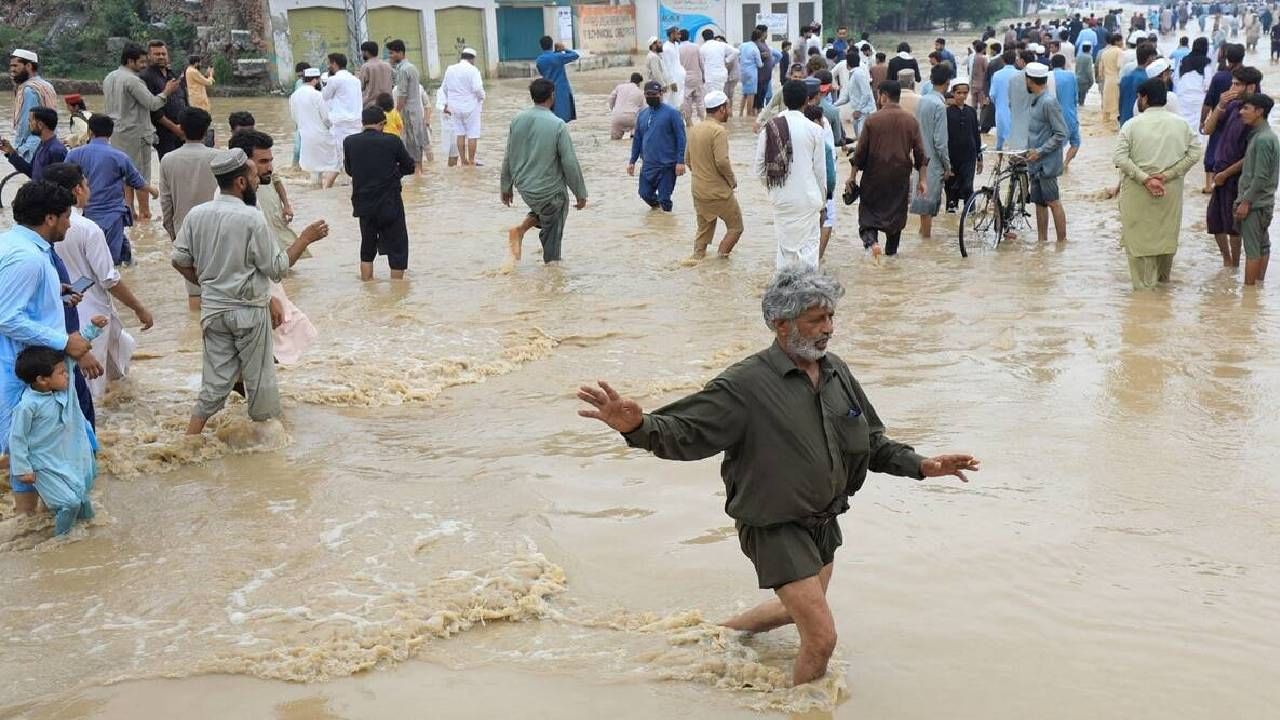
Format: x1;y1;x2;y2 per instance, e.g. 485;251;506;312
663;27;687;109
321;53;363;165
290;68;340;187
43;162;154;399
754;80;828;269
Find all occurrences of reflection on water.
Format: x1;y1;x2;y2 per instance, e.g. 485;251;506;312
2;34;1280;719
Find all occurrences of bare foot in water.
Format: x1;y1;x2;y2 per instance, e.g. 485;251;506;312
680;251;707;267
507;227;523;262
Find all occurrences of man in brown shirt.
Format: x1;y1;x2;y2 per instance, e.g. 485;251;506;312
849;79;927;257
683;91;741;261
578;267;979;687
358;41;394;108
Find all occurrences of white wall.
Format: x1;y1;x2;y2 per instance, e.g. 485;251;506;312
265;0;500;83
631;0;821;51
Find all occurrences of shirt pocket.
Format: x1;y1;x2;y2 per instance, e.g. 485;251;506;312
826;405;871;456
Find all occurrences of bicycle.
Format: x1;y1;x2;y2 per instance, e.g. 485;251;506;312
958;149;1034;257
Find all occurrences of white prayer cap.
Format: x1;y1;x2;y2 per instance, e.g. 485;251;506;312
647;36;660;46
11;49;37;63
1025;62;1050;79
303;67;321;78
1028;43;1044;54
461;47;477;58
210;148;248;175
1128;30;1145;45
704;90;728;109
949;77;971;90
1146;58;1171;77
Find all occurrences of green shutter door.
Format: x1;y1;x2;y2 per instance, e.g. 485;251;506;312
288;8;348;70
435;7;488;76
368;6;427;73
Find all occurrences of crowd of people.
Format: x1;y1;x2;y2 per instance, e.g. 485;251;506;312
1;11;1277;540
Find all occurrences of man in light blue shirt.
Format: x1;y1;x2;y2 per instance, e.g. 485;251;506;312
0;180;94;517
1050;54;1081;171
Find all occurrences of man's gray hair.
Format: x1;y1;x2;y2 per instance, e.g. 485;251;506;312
761;266;846;329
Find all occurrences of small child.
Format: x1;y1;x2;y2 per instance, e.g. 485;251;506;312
9;316;106;536
376;93;403;138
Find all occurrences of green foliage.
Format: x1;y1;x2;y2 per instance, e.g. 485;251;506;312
95;0;145;37
826;0;1015;33
213;54;233;84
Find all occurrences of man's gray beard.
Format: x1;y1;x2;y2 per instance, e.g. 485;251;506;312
785;325;829;361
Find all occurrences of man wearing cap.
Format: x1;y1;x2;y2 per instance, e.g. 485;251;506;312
896;68;922;115
172;149;327;435
290;67;340;187
63;95;94;149
755;80;827;269
644;36;673;96
1119;44;1157;125
1114;78;1201;290
684;90;741;261
1;107;66;182
102;43;180;223
1134;57;1180;120
159;107;219;309
344;107;416;281
501;78;588;267
628;80;686;212
441;48;487;166
945;79;982;212
322;53;363;164
8;49;58;163
1024;63;1068;244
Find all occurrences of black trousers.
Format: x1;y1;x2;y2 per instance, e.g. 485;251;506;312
945;158;977;209
859;227;903;255
358;209;409;270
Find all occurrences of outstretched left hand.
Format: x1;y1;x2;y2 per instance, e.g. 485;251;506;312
919;454;981;482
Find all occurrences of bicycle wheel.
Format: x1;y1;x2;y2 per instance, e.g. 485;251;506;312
0;171;21;209
958;187;1001;258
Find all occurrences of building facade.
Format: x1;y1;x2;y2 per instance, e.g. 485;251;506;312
265;0;500;84
631;0;822;46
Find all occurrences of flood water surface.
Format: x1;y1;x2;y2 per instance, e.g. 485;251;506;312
1;46;1279;719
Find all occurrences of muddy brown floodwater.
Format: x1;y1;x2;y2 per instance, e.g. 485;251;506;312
1;29;1279;720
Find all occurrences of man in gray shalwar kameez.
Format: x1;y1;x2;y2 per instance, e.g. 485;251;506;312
909;64;951;238
171;149;327;434
389;40;426;172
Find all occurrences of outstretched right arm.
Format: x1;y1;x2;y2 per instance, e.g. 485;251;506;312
578;378;748;461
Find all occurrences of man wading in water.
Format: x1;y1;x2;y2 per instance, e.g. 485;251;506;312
577;267;980;686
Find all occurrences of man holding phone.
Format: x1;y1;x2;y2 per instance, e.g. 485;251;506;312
0;181;97;518
2;106;66;181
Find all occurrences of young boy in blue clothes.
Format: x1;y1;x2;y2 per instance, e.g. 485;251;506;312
9;315;106;535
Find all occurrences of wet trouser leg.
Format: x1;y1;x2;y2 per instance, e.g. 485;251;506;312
530;192;569;263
